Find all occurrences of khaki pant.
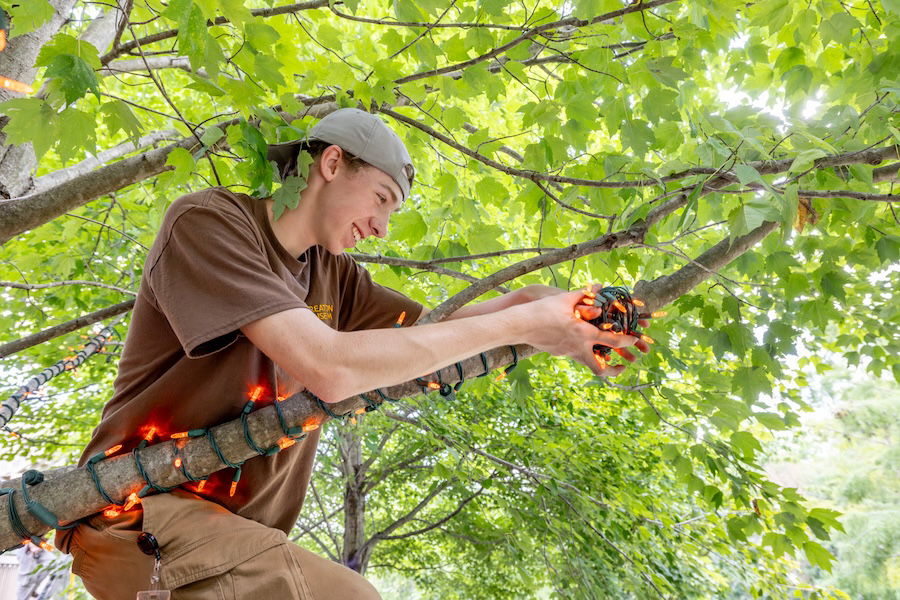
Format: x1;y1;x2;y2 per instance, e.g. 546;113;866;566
66;490;380;600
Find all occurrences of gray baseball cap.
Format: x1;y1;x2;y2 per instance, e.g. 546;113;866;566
267;108;415;201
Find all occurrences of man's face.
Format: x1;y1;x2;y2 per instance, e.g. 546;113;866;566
316;158;404;255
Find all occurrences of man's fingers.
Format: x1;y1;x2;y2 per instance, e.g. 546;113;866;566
575;305;602;320
638;319;650;328
595;331;638;348
613;347;637;362
635;338;650;353
587;353;626;378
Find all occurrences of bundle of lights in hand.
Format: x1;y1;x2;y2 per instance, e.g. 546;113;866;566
577;286;665;371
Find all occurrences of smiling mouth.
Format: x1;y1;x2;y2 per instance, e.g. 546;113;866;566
352;224;363;244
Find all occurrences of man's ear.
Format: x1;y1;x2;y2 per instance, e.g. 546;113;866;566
317;144;343;182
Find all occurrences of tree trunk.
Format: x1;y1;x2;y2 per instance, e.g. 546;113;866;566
339;429;371;573
0;1;126;198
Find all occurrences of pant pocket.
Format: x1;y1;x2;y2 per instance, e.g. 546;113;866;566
140;490;287;591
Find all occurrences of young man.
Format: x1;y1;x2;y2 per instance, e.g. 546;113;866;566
57;109;645;599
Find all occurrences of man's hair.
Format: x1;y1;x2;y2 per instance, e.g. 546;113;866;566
280;140;413;189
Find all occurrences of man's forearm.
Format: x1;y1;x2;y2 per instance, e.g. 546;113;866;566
321;307;526;401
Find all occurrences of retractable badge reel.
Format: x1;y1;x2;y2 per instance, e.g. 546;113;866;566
136;532;171;600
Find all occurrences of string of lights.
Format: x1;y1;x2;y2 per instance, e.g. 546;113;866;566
0;287;662;553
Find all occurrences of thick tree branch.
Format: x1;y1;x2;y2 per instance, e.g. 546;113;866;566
31;130;181;195
633;221;779;310
0;138;196;246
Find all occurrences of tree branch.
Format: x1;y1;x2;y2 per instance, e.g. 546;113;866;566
100;1;332;64
31;130;181;195
0;300;134;359
373;486;484;541
393;0;679;84
1;280;135;296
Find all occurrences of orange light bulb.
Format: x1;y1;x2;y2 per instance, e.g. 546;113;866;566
354;407;366;415
613;300;627;313
174;458;182;469
302;418;319;433
123;493;141;511
229;481;238;497
640;334;655;344
601;323;613;330
143;427;157;442
427;382;441;390
651;311;667;318
582;297;595;306
197;480;207;492
632;298;645;307
103;507;121;518
593;354;607;369
395;311;407;326
248;386;264;403
494;372;507;382
170;432;188;439
104;444;122;456
277;437;296;450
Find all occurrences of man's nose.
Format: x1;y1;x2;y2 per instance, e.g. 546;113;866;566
370;218;388;238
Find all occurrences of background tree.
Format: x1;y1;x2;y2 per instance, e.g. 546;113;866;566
0;0;898;598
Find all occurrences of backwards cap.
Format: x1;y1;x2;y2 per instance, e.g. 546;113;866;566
267;108;415;201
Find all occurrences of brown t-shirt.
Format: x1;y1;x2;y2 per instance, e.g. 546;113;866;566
75;187;421;534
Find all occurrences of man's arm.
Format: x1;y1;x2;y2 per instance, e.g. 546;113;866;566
242;290;639;403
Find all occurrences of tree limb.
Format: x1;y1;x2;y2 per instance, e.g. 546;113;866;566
100;1;332;64
0;300;135;359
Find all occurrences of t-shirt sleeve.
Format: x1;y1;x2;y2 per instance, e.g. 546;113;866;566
146;196;306;357
337;258;423;331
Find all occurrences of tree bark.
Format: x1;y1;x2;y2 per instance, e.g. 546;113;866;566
0;0;78;199
339;429;370;573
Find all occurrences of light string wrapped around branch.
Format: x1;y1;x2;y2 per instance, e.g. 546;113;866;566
0;335;526;552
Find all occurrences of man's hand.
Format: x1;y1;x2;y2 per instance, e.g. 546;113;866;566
510;287;651;378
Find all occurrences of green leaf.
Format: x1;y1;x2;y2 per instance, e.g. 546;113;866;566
44;54;101;103
55;107;97;162
100;100;143;145
803;540;834;571
728;198;779;237
732;367;771;404
272;175;307;221
730;430;762;461
735;165;764;187
165;147;196;185
755;412;789;430
0;97;59;160
820;13;861;47
200;126;225;147
7;0;53;38
390;210;427;245
789;149;827;174
620;119;655;156
35;33;101;68
875;235;899;264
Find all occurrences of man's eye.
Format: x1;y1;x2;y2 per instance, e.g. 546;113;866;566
377;195;387;204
